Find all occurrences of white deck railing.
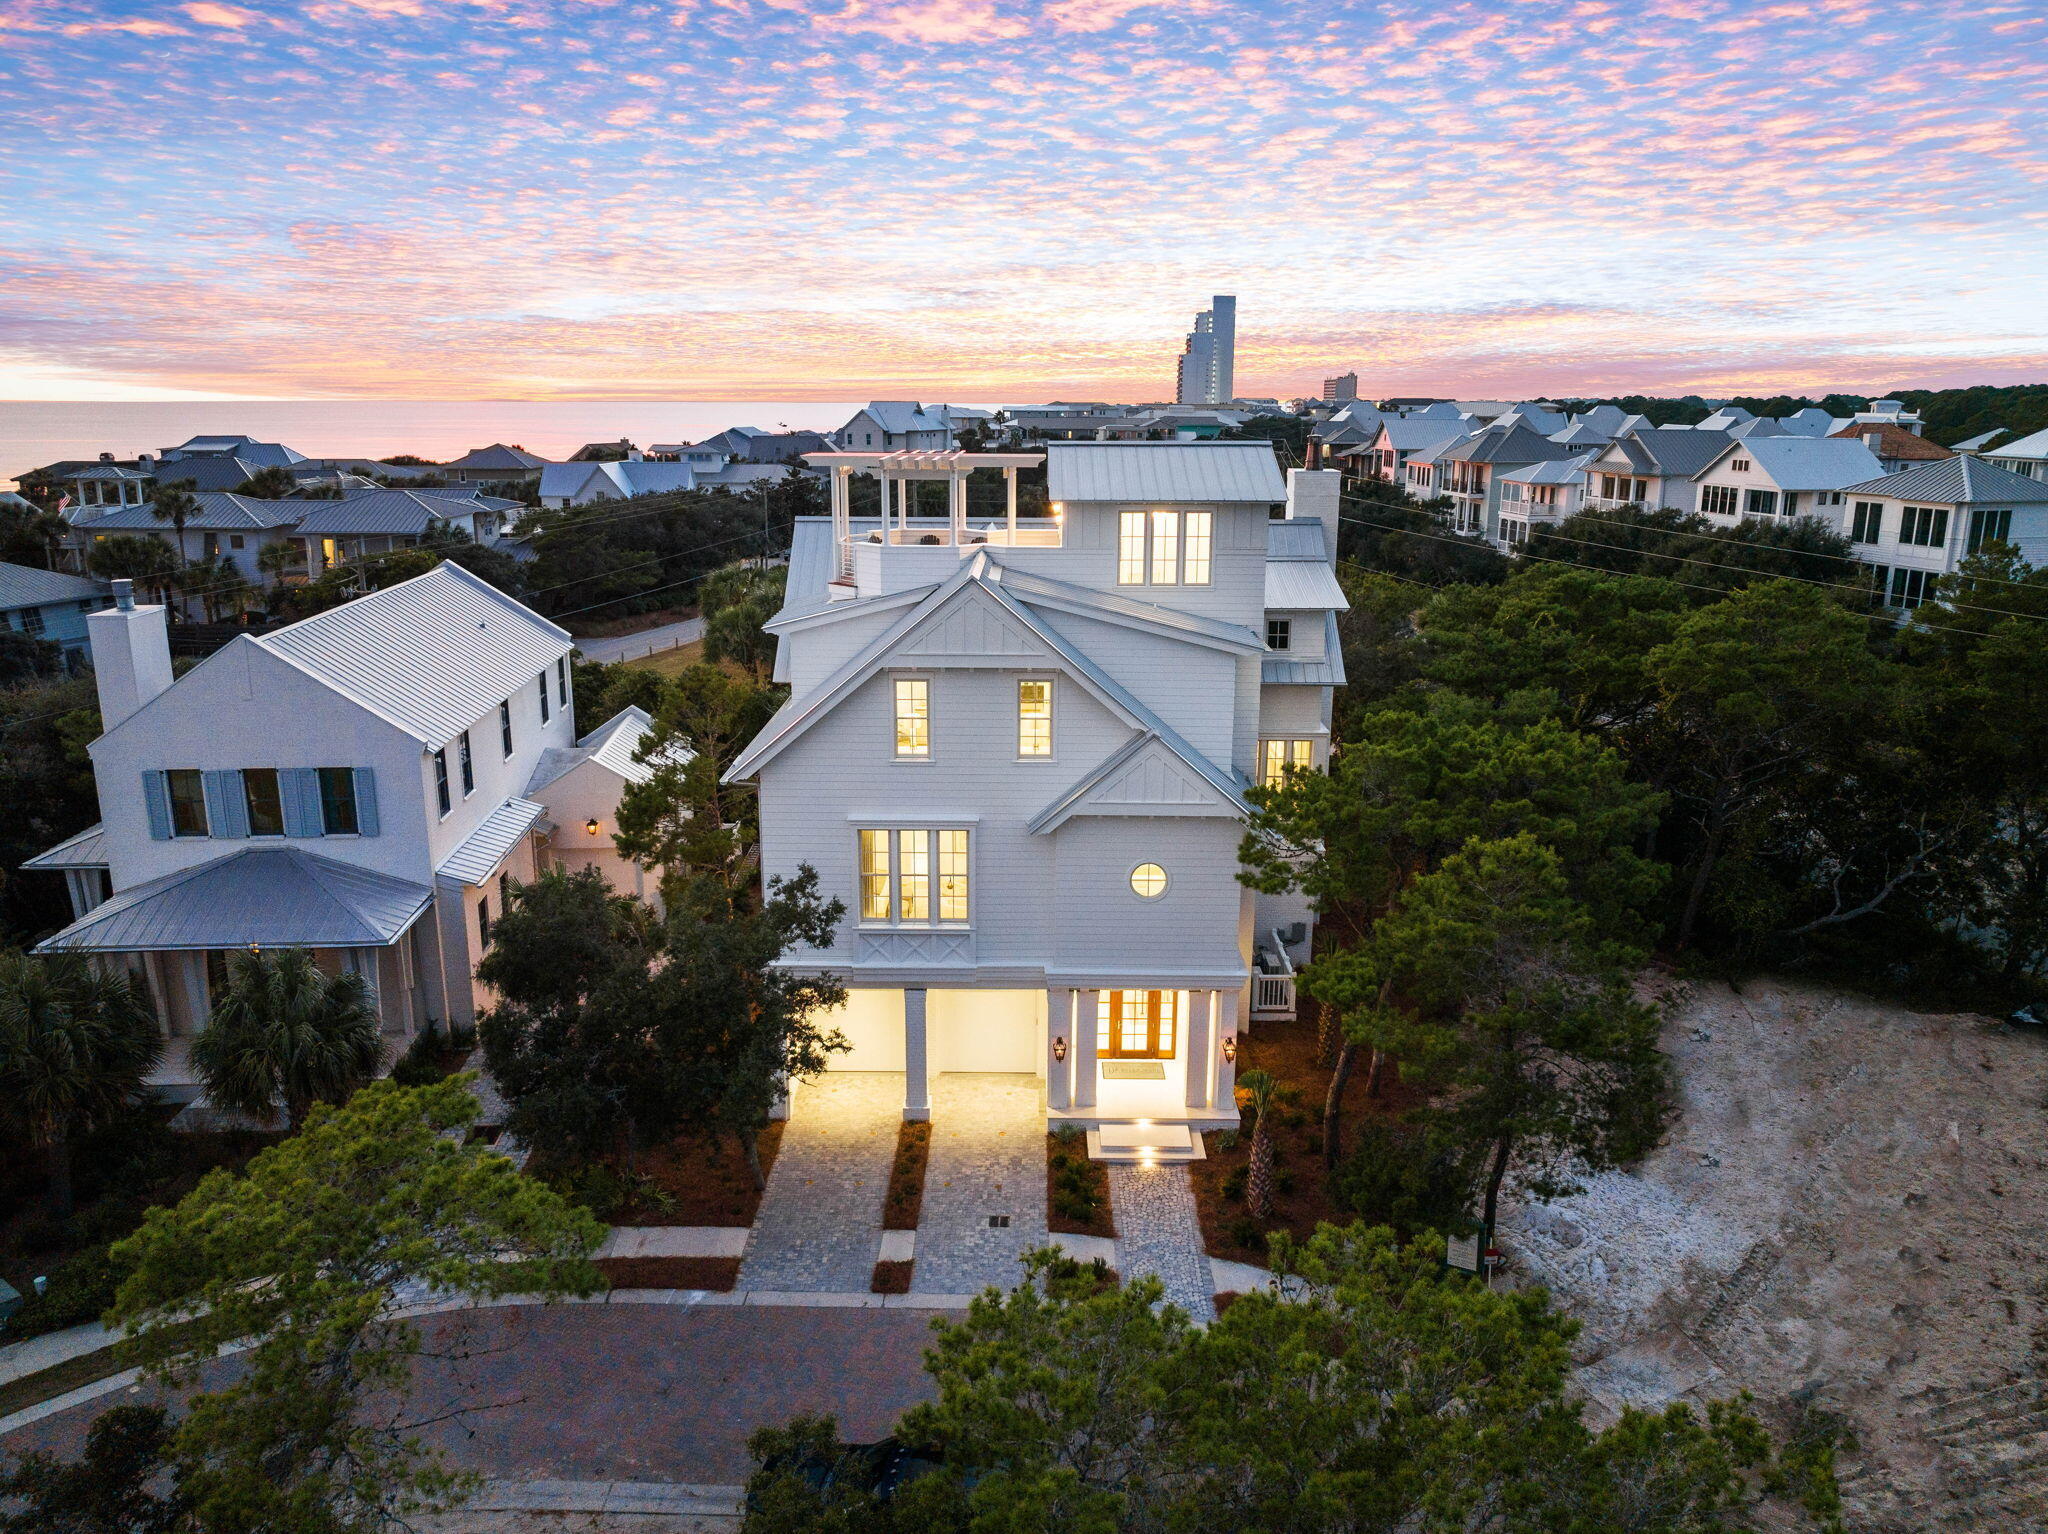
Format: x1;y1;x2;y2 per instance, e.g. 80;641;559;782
1251;929;1298;1021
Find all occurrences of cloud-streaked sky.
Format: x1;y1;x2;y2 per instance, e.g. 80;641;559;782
2;0;2044;402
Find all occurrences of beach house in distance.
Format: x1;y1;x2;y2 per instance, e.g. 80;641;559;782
23;564;661;1099
725;442;1344;1161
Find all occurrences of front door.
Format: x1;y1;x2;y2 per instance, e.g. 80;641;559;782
1098;989;1179;1059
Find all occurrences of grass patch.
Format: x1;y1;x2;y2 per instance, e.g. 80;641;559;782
0;1316;205;1421
623;639;706;676
871;1260;913;1295
1046;1131;1115;1238
882;1121;931;1232
566;605;699;640
592;1256;738;1291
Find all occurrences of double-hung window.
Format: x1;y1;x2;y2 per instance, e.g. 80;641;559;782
500;700;514;758
1967;506;2012;553
857;828;969;925
433;748;451;817
1851;501;1885;544
318;768;359;835
1260;738;1314;788
1901;504;1949;547
1017;680;1052;758
167;769;209;837
458;730;475;795
894;678;930;759
242;768;285;837
556;656;568;708
1116;510;1212;585
538;672;550;724
1700;484;1737;517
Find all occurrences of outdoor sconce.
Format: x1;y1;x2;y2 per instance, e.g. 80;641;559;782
1221;1035;1237;1065
1051;1035;1068;1063
584;817;601;836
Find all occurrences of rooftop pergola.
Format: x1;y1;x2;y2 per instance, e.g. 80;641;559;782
807;451;1048;574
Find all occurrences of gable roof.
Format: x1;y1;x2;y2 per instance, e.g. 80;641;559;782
1441;423;1580;466
1991;427;2048;460
79;492;303;532
1027;733;1247;834
1840;456;2048;504
1373;418;1468;451
0;562;105;611
443;443;549;470
527;705;667;795
1700;435;1883;490
1608;427;1735;477
1047;441;1287;503
35;847;432;953
291;490;499;537
854;401;952;436
1499;455;1593;486
253;562;570;749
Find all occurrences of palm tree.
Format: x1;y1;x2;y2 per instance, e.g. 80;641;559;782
0;952;163;1217
147;478;200;568
1238;1067;1279;1220
191;948;384;1130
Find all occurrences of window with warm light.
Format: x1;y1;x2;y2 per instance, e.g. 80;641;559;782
893;678;929;758
857;828;970;925
1130;862;1167;899
1116;510;1213;586
1260;738;1314;787
1017;679;1052;757
1118;512;1146;584
1149;509;1180;584
1097;989;1179;1058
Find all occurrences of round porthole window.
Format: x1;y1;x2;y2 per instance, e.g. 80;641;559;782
1130;863;1168;899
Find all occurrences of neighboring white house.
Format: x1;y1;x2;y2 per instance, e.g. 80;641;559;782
1691;436;1883;525
725;442;1344;1159
1986;427;2048;482
832;403;961;452
1578;428;1734;515
538;457;700;509
1835;456;2048;609
1495;456;1593;548
24;565;661;1100
71;492;305;580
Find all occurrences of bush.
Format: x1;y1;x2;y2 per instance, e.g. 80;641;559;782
71;1111;179;1209
545;1161;634;1222
4;1244;128;1339
1226;1216;1266;1253
0;1402;188;1533
1050;1160;1100;1224
389;1023;450;1088
1221;1165;1248;1203
1329;1120;1481;1242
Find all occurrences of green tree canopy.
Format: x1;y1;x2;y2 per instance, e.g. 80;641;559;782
189;946;383;1130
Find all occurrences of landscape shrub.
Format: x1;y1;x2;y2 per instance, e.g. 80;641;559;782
1329;1119;1480;1242
5;1244;127;1339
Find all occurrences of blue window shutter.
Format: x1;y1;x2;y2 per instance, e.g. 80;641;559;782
142;771;173;840
204;770;248;838
353;768;380;836
280;768;322;837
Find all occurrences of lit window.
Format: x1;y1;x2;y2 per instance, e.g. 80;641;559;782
1149;509;1180;584
1130;862;1168;899
1266;618;1291;651
167;769;209;837
1260;738;1315;788
1097;989;1178;1058
1118;512;1147;585
894;678;929;758
1182;511;1211;584
857;828;970;926
243;768;285;837
1017;679;1052;757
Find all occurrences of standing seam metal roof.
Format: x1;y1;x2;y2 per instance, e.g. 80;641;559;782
0;562;107;610
1046;442;1287;503
1840;456;2048;504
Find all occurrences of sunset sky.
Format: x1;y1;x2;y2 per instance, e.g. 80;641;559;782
1;0;2044;402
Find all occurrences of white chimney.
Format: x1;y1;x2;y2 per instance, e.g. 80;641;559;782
87;580;174;732
1286;467;1342;561
1863;431;1884;451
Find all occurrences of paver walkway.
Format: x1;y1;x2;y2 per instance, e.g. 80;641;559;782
912;1075;1049;1295
1107;1163;1217;1323
736;1074;899;1293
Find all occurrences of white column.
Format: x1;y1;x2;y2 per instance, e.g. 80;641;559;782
1072;988;1099;1109
950;471;967;544
1045;986;1073;1111
1005;466;1017;541
1184;989;1212;1110
1215;989;1240;1110
903;987;930;1122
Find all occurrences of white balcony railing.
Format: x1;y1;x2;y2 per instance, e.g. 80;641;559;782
1251;930;1297;1021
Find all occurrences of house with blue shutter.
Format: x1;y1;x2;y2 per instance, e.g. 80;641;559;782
23;563;660;1099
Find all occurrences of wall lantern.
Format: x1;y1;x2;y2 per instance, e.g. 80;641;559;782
1051;1035;1068;1063
584;817;601;836
1221;1035;1237;1065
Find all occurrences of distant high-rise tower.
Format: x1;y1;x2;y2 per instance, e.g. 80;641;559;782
1175;295;1236;405
1322;372;1358;401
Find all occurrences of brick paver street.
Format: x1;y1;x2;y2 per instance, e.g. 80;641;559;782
736;1073;900;1293
1108;1162;1217;1322
913;1074;1049;1295
0;1304;945;1485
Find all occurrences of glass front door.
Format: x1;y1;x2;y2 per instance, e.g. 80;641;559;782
1097;989;1179;1059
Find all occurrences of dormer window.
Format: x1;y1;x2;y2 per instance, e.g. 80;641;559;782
1267;618;1292;651
1117;510;1212;586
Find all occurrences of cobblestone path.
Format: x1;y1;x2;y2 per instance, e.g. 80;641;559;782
912;1075;1049;1295
1107;1162;1217;1322
736;1074;900;1293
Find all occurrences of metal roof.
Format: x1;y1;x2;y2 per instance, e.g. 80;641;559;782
1609;428;1734;478
1046;442;1287;504
993;564;1264;652
526;706;665;795
1441;423;1581;466
438;797;547;886
1840;456;2048;504
0;562;106;611
35;847;431;953
256;563;572;749
1266;520;1328;560
1987;427;2048;460
1498;455;1593;486
1265;559;1349;610
81;492;302;532
22;822;107;870
1373;419;1469;451
1702;436;1882;490
443;443;551;470
1263;613;1347;686
292;490;493;537
1952;428;2011;452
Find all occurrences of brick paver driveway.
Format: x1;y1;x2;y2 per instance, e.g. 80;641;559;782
0;1303;946;1484
914;1075;1049;1295
737;1072;902;1292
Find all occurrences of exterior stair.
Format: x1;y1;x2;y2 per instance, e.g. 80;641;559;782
1086;1122;1205;1164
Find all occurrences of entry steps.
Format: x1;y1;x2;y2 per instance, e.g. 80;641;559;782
1086;1122;1206;1165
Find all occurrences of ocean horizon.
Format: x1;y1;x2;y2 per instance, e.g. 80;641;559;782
0;400;899;488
